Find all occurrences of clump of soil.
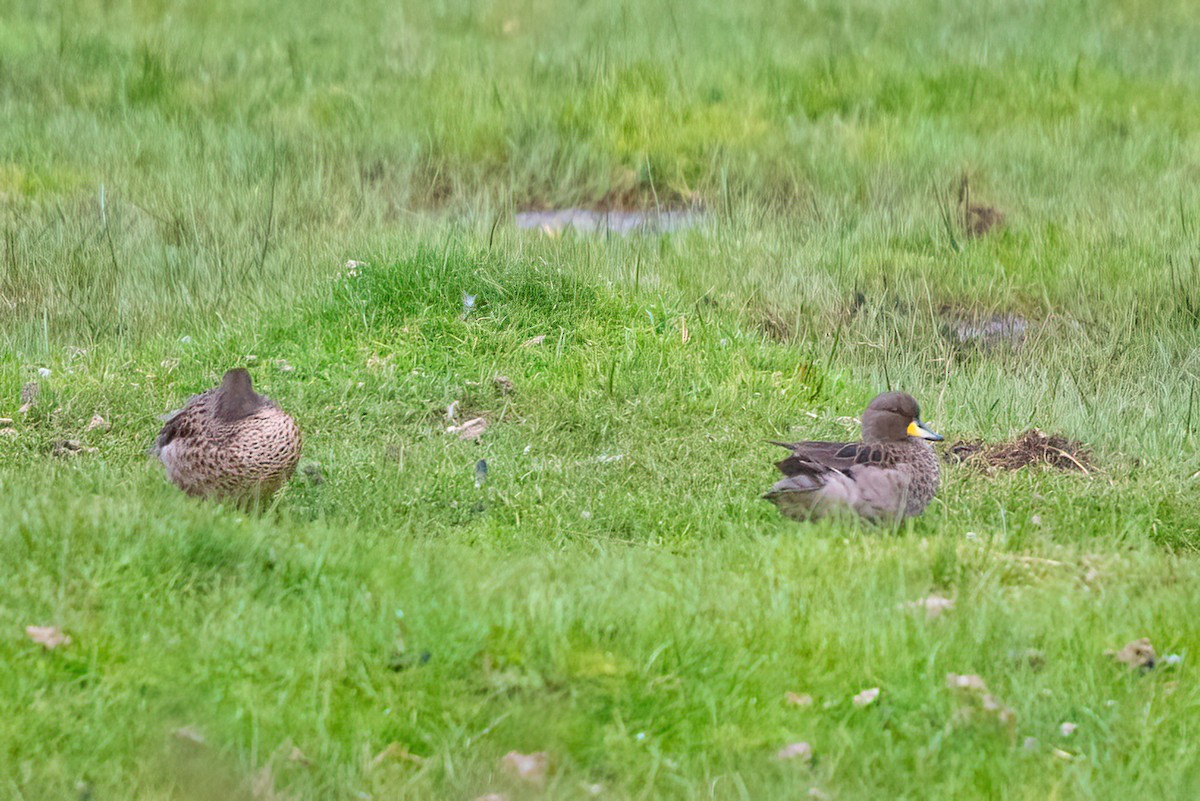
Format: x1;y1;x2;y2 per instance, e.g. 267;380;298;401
947;429;1093;473
965;204;1004;237
750;306;800;343
957;174;1004;238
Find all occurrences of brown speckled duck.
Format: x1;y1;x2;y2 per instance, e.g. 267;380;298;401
152;368;302;505
764;392;942;522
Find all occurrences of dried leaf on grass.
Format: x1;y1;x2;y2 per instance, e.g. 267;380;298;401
946;673;1016;730
852;687;880;707
945;673;988;693
288;746;312;767
1105;637;1156;671
370;742;424;770
901;594;955;619
775;741;813;762
26;625;71;650
785;692;814;707
53;439;98;456
448;417;488;441
172;725;206;745
501;750;548;783
521;334;547;348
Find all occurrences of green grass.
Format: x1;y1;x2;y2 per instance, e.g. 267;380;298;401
3;0;1200;798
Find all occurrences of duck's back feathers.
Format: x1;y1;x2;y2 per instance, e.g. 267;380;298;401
772;440;900;479
152;371;301;505
765;439;938;521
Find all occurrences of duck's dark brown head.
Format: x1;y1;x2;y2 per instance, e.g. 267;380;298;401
215;368;267;422
861;391;942;443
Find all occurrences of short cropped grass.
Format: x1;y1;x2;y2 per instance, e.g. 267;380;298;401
3;0;1200;799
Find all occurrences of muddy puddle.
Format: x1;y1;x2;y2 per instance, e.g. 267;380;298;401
516;208;702;236
941;313;1030;349
849;294;1037;352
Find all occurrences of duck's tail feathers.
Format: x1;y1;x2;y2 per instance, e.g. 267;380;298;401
763;474;823;499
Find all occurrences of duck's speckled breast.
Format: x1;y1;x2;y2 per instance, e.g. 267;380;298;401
901;440;940;516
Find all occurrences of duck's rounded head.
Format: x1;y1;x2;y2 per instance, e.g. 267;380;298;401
215;368;267;422
862;391;943;443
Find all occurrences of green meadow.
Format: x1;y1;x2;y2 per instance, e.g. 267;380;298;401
3;0;1200;798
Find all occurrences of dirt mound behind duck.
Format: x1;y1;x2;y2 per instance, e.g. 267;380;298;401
947;429;1092;473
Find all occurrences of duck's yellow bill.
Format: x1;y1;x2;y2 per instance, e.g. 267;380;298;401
907;419;944;441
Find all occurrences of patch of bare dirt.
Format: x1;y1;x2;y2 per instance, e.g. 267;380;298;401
407;162;455;209
947;429;1093;473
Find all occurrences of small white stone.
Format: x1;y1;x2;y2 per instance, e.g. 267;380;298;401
37;367;51;377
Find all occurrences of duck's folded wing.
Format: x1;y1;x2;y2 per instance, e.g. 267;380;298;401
773;441;890;482
151;408;191;455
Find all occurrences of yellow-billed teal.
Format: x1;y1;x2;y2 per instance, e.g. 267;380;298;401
153;368;301;504
765;391;942;522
